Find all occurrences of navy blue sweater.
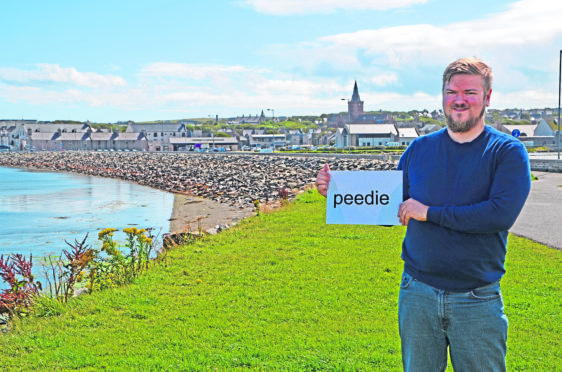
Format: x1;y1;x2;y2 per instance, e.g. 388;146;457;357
397;126;531;291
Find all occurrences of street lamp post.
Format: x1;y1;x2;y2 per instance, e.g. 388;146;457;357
266;108;275;123
266;109;275;149
341;98;351;153
556;50;562;160
207;115;218;150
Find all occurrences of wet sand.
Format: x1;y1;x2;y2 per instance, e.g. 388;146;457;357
169;194;254;233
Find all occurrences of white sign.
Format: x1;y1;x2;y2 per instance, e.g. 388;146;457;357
326;171;403;225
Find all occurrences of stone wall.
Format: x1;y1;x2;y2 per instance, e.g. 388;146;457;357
530;159;562;173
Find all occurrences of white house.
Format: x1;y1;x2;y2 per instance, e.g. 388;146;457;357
501;119;556;147
127;122;191;151
0;124;26;150
397;127;420;146
249;134;286;149
335;124;399;148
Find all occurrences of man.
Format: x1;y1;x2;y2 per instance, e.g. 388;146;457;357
316;57;530;371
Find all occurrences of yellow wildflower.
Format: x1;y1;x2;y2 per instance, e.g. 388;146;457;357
98;228;117;240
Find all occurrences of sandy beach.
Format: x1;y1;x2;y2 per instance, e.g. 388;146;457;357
169;193;254;233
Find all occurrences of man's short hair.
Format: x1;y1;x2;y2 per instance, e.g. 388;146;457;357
442;57;493;92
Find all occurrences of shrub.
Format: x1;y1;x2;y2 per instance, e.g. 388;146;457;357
42;234;95;303
88;227;155;291
0;254;41;317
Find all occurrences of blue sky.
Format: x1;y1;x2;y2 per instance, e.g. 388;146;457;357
1;0;561;122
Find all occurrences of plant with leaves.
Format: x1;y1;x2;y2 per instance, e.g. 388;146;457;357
89;227;155;291
123;227;154;277
43;234;95;303
279;187;290;207
253;199;261;216
0;254;41;317
88;228;126;291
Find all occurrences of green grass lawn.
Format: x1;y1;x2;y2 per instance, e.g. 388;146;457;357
0;190;560;371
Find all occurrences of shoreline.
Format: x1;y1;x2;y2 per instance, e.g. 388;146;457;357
169;193;254;233
0;151;396;234
0;164;251;235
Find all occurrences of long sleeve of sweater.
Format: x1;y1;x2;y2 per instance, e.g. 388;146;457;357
425;140;530;234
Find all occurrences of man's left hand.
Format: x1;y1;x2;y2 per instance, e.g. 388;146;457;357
398;198;429;226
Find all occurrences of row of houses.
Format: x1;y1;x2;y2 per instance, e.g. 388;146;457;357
0;120;333;152
0;122;149;151
333;118;559;149
1;118;558;152
498;108;555;121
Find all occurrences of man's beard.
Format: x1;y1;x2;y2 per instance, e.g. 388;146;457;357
445;104;486;133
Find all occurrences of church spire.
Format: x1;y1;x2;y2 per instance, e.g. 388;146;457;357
351;80;361;102
347;80;364;121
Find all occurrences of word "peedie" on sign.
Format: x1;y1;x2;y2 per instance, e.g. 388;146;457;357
333;190;389;208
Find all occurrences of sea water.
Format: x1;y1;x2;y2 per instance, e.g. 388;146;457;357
0;166;174;260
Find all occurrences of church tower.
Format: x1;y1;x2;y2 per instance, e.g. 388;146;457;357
348;81;364;121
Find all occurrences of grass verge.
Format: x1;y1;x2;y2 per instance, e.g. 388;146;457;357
0;190;560;370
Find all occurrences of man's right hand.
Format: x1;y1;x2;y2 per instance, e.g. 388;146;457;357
315;163;331;197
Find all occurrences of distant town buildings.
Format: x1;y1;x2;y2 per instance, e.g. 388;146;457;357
0;85;559;152
498;118;557;148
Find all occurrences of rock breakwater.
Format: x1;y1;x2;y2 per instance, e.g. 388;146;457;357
0;152;397;208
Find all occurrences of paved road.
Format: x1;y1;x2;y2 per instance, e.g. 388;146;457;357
511;171;562;250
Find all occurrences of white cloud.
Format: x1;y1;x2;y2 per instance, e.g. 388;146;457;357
0;83;148;109
0;62;358;117
361;91;441;111
492;89;558;110
319;0;562;66
250;78;345;96
0;64;127;88
241;0;427;15
141;62;252;80
370;73;397;86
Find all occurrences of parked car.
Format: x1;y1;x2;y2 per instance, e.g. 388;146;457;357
0;145;10;152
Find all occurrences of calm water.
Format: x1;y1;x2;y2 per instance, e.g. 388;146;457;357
0;166;174;259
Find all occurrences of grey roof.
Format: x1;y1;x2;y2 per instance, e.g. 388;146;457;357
127;123;185;133
30;132;57;141
419;124;442;134
0;126;17;133
115;133;146;141
90;132;115;141
58;133;89;141
24;123;90;133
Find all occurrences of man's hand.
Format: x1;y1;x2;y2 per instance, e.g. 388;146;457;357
315;163;331;197
398;198;429;226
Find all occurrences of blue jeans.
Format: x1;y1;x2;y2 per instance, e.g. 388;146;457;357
398;271;508;372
